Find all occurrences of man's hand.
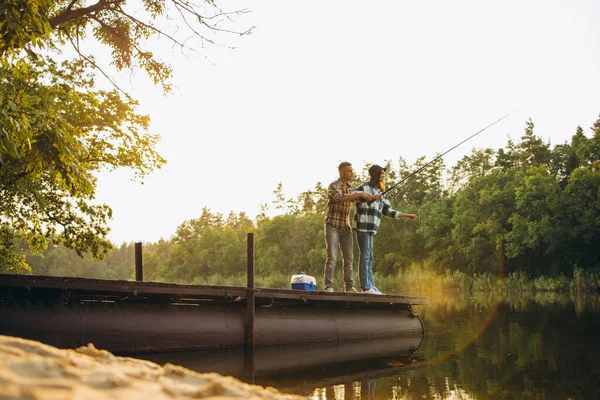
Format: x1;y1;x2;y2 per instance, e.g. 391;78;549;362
361;192;375;201
403;214;417;221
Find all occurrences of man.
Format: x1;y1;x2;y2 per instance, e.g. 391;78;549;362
354;164;417;295
323;162;374;293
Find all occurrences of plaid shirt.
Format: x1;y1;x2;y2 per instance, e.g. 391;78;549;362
325;179;355;230
353;182;402;234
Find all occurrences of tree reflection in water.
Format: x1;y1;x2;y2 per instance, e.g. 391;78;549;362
307;292;600;399
141;292;600;399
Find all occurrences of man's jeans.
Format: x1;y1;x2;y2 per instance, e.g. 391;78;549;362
324;224;354;290
356;231;375;291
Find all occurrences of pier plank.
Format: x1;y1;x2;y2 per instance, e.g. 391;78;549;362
0;274;428;308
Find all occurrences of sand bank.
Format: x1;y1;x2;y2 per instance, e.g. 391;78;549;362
0;335;301;400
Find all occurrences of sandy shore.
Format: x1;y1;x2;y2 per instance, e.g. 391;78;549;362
0;335;301;400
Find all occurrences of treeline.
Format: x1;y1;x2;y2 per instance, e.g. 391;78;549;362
13;116;600;290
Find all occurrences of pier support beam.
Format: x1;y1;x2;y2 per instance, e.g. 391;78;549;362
135;242;143;282
246;233;255;349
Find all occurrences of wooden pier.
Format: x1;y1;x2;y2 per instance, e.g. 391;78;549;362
0;273;427;353
0;273;428;308
0;232;427;353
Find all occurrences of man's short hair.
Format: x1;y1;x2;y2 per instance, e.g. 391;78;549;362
338;161;352;171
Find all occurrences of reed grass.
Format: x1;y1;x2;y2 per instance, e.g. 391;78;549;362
373;263;600;296
188;263;600;295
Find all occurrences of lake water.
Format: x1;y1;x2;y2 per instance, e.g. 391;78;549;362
140;291;600;399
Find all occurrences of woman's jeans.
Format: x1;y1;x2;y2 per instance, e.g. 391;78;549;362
324;223;354;290
356;231;375;291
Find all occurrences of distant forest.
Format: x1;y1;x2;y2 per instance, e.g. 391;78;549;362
6;116;600;290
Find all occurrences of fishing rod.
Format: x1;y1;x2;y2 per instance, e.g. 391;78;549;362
381;112;514;198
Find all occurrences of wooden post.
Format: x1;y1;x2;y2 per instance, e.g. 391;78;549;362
134;242;143;281
246;233;255;348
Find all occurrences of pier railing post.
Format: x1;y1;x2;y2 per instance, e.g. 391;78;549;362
134;242;143;281
246;233;255;348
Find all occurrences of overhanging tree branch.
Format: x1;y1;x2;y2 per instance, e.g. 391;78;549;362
66;0;81;13
1;0;250;261
49;0;115;28
116;6;190;52
65;32;131;99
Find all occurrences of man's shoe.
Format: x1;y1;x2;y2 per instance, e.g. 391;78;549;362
373;288;385;295
324;287;334;293
362;288;378;294
346;287;359;293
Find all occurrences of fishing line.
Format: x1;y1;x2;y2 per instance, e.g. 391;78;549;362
382;112;514;198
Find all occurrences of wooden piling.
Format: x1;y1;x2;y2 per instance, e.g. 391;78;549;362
246;233;255;348
135;242;143;282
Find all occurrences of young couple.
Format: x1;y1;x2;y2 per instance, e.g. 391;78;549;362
323;161;417;295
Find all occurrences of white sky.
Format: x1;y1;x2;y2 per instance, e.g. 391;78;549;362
92;0;600;244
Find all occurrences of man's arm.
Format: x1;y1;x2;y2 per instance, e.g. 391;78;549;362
343;192;373;202
352;184;376;202
330;181;374;202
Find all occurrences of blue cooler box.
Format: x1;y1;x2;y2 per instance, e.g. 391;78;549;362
290;273;316;291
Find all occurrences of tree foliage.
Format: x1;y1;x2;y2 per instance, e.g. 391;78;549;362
1;0;250;267
14;114;600;287
0;55;165;257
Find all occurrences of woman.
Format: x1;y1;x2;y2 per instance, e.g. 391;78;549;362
353;165;417;295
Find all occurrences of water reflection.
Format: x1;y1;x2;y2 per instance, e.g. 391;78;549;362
388;292;600;400
142;334;425;396
140;293;600;399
